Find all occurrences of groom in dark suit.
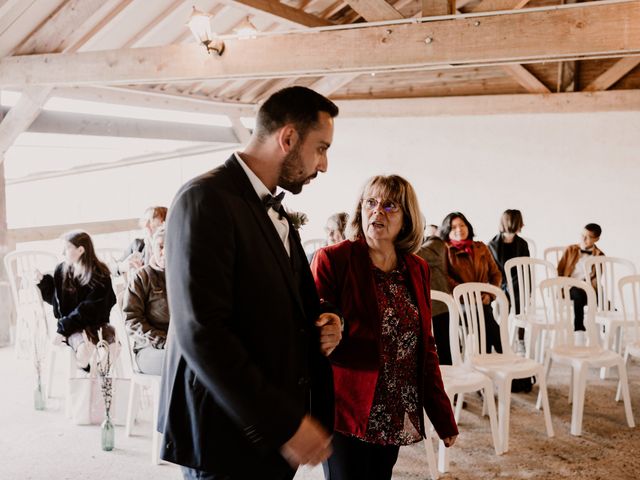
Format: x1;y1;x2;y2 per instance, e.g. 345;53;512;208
159;87;343;480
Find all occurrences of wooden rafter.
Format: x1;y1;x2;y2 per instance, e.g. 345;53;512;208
467;0;531;13
218;0;333;27
342;0;404;21
3;2;639;88
422;0;456;16
336;90;640;117
502;64;550;94
583;56;640;92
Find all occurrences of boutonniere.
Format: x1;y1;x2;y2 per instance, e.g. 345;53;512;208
287;211;308;231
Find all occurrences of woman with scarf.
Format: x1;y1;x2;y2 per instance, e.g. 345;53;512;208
440;212;503;354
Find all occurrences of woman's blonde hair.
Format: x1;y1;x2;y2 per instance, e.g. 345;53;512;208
346;175;424;254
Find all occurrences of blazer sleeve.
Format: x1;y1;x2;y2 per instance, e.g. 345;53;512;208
166;184;304;451
37;273;55;306
56;276;116;337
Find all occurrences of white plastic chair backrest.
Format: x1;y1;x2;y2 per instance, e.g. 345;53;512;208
452;283;511;359
96;248;123;264
619;275;640;343
539;277;598;347
504;257;556;317
544;246;566;267
302;238;326;255
583;256;637;314
3;250;58;310
111;291;136;378
520;236;537;259
431;290;463;366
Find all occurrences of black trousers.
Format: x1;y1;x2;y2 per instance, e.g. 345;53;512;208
432;311;452;365
482;304;503;354
323;432;400;480
570;286;587;331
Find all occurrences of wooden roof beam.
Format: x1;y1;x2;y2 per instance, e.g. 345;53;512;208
218;0;333;27
583;56;640;91
342;0;404;21
466;0;531;13
422;0;456;16
2;2;638;87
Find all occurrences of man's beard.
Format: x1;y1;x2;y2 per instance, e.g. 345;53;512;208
278;143;314;194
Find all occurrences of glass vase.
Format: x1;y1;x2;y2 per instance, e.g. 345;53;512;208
34;383;45;411
101;416;115;451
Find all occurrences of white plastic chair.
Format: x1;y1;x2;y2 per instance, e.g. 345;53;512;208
538;277;634;435
452;283;554;453
616;275;640;402
302;238;326;255
112;292;162;464
544;246;566;268
520;236;537;259
426;290;501;474
96;247;128;296
504;257;557;363
582;256;637;354
3;250;58;358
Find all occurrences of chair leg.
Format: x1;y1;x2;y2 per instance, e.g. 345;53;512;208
600;325;612;380
151;381;162;465
125;381;140;437
616;360;636;428
570;366;588;436
536;371;554;438
497;379;512;453
437;439;448;473
483;382;502;455
454;393;465;422
537;354;552;410
46;347;56;398
616;349;630;402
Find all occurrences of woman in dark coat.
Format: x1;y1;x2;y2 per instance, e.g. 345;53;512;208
36;230;116;369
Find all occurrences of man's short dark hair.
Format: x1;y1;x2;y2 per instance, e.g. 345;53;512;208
255;86;339;141
584;223;602;238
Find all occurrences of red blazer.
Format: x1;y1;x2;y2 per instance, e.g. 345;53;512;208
311;239;458;441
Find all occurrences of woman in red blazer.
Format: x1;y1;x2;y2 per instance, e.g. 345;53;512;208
311;175;458;480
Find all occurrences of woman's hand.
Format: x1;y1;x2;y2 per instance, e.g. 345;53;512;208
315;313;342;357
443;435;457;447
32;269;43;284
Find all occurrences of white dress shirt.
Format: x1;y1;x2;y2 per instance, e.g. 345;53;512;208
234;152;290;256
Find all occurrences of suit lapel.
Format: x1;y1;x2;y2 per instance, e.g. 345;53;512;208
224;157;306;316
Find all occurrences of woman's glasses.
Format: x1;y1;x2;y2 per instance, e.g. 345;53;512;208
363;198;400;214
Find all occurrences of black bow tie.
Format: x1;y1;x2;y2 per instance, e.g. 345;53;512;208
580;249;593;255
263;191;285;212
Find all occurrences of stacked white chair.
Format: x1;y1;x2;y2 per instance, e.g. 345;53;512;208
616;275;640;402
3;250;58;358
504;257;557;363
452;283;554;453
543;246;566;268
538;277;635;435
112;293;162;464
425;290;501;475
582;256;637;354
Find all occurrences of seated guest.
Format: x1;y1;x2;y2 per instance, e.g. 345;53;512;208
557;223;604;346
488;209;530;353
113;206;167;276
123;226;169;375
417;225;452;365
36;230;116;370
312;175;457;480
325;212;349;246
440;212;503;354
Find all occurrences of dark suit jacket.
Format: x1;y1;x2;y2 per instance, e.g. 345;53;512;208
311;239;458;441
158;156;334;477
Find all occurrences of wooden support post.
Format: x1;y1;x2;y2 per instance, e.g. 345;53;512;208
0;149;15;347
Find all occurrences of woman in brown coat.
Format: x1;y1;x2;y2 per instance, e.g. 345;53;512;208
440;212;503;354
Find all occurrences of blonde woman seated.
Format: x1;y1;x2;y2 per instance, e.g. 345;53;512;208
123;227;169;375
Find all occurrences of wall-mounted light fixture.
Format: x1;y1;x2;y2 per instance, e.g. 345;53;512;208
187;6;225;56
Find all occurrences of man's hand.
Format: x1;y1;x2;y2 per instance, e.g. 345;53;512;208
315;313;342;357
280;415;332;468
443;435;457;448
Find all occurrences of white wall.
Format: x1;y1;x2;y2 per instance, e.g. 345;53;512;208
7;111;640;268
287;111;640;269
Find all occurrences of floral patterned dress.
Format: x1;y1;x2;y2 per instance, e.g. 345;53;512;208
361;260;423;446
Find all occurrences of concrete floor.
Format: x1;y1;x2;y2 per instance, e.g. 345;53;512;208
1;344;638;480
